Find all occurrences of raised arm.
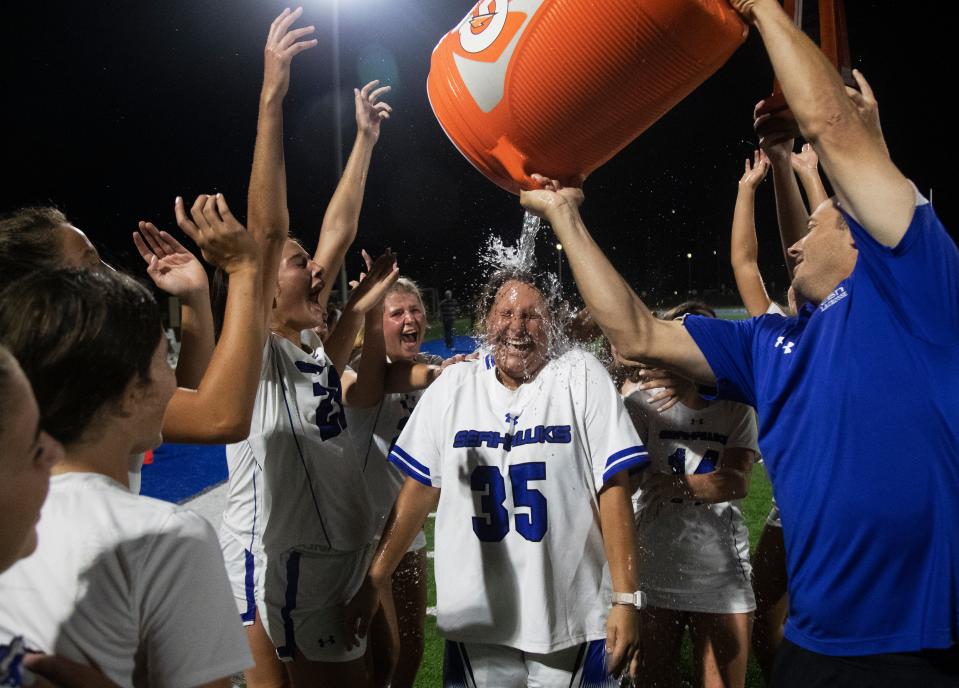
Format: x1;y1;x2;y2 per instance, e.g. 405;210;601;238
133;221;214;388
732;0;913;246
160;194;266;444
790;143;829;211
248;8;317;320
312;81;392;307
760;134;810;276
730;149;774;317
520;176;716;385
325;250;399;376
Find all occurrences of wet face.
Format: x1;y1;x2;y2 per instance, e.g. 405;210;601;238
0;365;63;573
383;291;426;361
486;280;550;389
789;199;858;305
127;334;177;454
273;240;326;332
54;224;105;270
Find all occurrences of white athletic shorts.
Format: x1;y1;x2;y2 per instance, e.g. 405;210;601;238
443;639;618;688
264;544;373;663
220;533;267;626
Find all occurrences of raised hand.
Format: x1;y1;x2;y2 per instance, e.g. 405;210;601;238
637;366;697;413
174;194;259;274
133;221;208;300
345;250;399;314
355;80;393;144
262;7;317;102
844;69;888;155
738;149;770;192
520;174;585;220
790;142;819;177
347;248;375;290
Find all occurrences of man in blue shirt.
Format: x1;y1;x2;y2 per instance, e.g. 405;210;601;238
518;0;958;684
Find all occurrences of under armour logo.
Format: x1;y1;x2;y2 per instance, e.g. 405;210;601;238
505;412;520;426
690;418;704;426
317;635;336;647
774;337;795;355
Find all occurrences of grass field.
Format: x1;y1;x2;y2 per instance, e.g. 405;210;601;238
411;446;775;688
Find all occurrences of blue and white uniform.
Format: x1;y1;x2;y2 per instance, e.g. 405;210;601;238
624;393;759;613
346;353;442;551
219;333;376;662
390;349;648;685
683;192;959;655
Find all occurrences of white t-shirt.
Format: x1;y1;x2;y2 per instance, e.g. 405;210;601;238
220;334;376;558
391;349;648;653
624;393;759;611
0;472;251;688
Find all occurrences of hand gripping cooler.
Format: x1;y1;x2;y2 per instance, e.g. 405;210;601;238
427;0;747;195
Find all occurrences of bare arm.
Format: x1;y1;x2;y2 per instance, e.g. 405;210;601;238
763;137;809;274
342;308;388;408
342;477;440;649
520;177;715;384
248;8;317;320
313;81;392;307
791;143;829;211
325;251;399;375
643;447;755;504
161;195;265;444
730;150;774;317
736;0;913;246
599;472;641;677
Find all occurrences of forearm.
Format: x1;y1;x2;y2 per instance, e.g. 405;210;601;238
161;267;265;443
730;188;772;317
599;474;640;594
769;155;808;274
248;98;290;243
174;290;215;388
325;307;364;375
369;478;439;586
548;205;713;381
685;468;750;503
343;310;387;408
796;168;829;210
384;360;440;393
314;133;376;304
547;205;657;360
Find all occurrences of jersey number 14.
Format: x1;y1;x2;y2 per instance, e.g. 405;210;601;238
471;462;547;543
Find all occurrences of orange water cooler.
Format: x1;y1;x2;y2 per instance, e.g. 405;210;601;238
427;0;747;195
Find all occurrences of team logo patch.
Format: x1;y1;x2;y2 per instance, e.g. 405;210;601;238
458;0;509;54
819;285;848;312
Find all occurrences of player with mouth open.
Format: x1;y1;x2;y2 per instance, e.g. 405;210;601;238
344;269;649;687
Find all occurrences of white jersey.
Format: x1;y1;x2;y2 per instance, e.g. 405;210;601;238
0;472;251;687
220;334;376;558
624;392;759;613
346;353;442;538
391;350;648;653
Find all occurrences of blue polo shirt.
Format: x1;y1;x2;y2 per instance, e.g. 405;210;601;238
684;198;959;656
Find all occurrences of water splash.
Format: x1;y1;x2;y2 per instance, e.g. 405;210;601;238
480;211;542;273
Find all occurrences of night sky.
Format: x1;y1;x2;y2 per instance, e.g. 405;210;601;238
2;1;950;311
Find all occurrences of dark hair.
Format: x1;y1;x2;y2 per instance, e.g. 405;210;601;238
0;345;21;432
0;268;162;445
473;268;554;334
659;300;716;321
0;206;68;287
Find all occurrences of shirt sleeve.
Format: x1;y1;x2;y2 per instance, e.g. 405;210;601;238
582;355;649;488
138;511;252;688
389;366;452;488
843;198;959;345
682;315;758;407
724;403;759;454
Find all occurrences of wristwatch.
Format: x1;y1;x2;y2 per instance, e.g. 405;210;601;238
611;590;647;610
